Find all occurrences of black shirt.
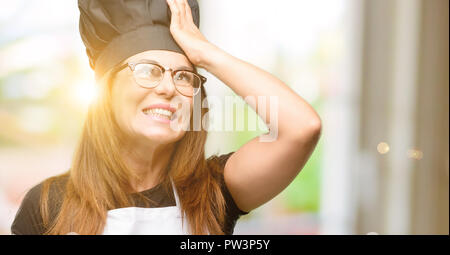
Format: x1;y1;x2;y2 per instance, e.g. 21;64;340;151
11;152;248;235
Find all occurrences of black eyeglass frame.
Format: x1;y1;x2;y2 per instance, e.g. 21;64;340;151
115;60;207;97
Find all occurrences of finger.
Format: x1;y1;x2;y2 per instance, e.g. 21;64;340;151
166;0;181;28
175;0;186;22
183;0;194;23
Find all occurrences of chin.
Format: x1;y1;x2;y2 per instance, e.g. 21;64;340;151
139;127;184;144
126;113;188;145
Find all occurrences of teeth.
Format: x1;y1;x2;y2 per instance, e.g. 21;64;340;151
144;108;173;118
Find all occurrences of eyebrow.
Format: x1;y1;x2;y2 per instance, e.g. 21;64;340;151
139;59;194;72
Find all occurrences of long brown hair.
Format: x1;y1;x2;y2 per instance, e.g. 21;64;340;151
39;65;228;235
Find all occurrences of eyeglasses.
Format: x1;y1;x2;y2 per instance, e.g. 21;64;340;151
116;60;206;97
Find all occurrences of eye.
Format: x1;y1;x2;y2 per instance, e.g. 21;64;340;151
149;65;162;77
176;71;193;82
135;64;162;79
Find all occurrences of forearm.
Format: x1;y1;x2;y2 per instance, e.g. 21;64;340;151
199;44;322;140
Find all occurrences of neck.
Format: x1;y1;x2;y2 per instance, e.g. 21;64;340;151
122;139;176;193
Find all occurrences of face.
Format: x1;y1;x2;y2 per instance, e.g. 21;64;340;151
111;50;194;146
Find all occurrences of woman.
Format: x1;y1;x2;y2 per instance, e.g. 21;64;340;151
11;0;321;235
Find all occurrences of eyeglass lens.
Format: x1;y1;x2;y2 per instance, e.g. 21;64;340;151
133;63;201;96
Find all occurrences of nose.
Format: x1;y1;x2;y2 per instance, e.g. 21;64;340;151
153;69;176;98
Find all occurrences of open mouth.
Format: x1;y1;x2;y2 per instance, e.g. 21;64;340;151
142;108;171;120
143;108;176;121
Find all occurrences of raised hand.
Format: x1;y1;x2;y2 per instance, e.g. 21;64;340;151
166;0;214;67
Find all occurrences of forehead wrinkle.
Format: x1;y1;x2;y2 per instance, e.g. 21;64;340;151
144;59;193;72
128;54;194;71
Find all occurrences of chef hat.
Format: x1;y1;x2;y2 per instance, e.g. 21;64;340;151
78;0;200;80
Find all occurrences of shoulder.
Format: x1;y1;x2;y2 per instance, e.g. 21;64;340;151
207;151;235;168
11;174;68;235
207;152;250;234
207;152;247;213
